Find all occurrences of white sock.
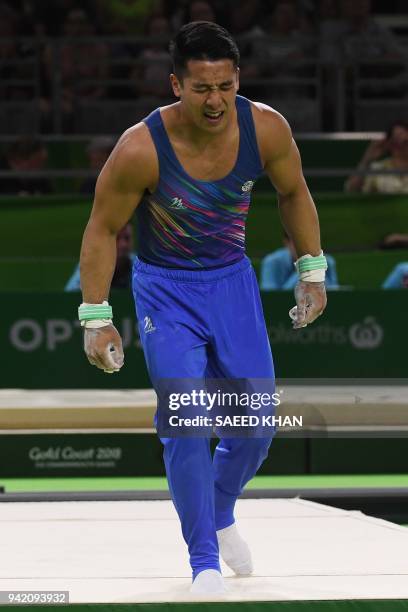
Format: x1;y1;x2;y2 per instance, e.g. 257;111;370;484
190;569;227;594
217;523;253;575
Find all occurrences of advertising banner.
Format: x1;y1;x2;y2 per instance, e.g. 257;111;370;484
0;290;406;389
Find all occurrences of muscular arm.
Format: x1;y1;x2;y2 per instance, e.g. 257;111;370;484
253;103;321;258
253;102;326;328
80;124;157;303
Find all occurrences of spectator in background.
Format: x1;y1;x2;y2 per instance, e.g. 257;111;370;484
345;121;408;193
252;0;314;75
380;233;408;289
8;0;95;36
168;0;226;32
318;0;406;129
260;232;338;290
91;0;161;35
228;0;264;87
244;0;315;103
319;0;404;64
42;8;110;130
229;0;263;39
382;263;408;289
184;0;216;23
0;3;37;101
239;0;316;120
317;0;339;24
0;136;52;195
129;14;173;103
65;221;136;290
80;136;116;194
0;6;20;100
381;233;408;249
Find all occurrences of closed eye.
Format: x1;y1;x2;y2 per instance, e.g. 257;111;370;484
191;81;234;93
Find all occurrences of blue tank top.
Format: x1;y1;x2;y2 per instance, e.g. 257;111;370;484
136;95;264;269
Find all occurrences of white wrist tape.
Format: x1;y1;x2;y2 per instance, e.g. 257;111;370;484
78;300;113;328
82;319;112;329
294;251;327;283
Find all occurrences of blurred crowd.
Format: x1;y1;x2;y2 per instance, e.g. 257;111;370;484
0;134;115;195
3;0;407;39
1;0;408;132
2;120;407;195
346;120;408;194
1;1;407;293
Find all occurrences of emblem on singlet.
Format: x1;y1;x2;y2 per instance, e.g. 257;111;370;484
241;180;254;192
169;197;187;210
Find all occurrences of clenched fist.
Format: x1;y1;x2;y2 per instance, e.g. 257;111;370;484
289;281;327;329
84;323;124;373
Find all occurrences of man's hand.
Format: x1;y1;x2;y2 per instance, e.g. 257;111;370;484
84;324;124;373
289;281;327;329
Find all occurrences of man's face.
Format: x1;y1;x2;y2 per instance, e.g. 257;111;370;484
170;59;239;133
116;224;133;259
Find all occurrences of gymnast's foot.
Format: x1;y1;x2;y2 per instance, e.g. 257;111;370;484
217;523;253;576
190;569;227;594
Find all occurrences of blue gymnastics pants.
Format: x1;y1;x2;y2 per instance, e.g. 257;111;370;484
133;256;275;579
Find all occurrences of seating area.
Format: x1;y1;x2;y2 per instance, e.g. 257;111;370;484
1;188;406;291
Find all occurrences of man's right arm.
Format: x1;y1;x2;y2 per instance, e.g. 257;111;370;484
80;123;157;303
79;123;157;372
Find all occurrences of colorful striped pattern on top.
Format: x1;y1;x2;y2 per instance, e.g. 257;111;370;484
136;95;264;269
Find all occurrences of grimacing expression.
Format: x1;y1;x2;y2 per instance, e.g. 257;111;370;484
170;59;239;132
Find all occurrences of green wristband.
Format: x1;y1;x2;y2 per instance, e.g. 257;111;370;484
78;302;113;322
296;255;327;274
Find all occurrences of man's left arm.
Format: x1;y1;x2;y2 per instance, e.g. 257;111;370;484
254;104;327;327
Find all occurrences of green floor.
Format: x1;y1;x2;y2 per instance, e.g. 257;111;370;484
2;474;408;493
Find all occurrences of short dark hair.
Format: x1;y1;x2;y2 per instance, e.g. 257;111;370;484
169;21;240;78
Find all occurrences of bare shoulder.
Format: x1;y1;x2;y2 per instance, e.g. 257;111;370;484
250;101;294;164
100;121;158;193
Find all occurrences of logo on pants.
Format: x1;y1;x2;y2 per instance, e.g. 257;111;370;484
143;316;156;333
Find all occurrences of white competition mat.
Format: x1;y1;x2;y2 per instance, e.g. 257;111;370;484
0;498;407;602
